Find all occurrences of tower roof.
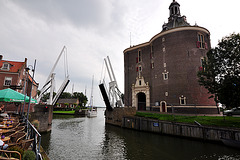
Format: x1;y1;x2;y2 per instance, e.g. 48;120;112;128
169;0;180;9
162;0;190;31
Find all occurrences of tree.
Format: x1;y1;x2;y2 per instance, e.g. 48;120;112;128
59;92;72;99
72;92;88;107
198;33;240;109
40;92;56;102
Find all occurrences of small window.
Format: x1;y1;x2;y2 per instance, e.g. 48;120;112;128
4;77;12;86
162;37;165;42
163;47;166;52
175;7;178;14
165;92;168;97
139;66;142;72
139;80;141;86
1;63;10;70
197;33;205;49
163;72;169;80
151;62;154;69
164;63;166;68
138;50;142;62
179;96;186;105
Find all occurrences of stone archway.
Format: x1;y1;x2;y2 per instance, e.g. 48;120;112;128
137;92;146;111
132;76;150;110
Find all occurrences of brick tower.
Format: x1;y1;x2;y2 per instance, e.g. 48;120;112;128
124;0;216;113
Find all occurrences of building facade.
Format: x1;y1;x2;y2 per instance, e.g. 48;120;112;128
124;1;216;113
0;55;38;99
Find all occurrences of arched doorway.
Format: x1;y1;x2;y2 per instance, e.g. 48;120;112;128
160;101;167;112
138;92;146;111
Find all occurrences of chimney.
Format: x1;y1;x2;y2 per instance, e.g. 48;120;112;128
0;55;3;61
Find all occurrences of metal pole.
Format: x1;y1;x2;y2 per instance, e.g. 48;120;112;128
22;69;29;117
26;59;36;121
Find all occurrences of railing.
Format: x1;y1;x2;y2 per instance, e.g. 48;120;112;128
22;116;43;160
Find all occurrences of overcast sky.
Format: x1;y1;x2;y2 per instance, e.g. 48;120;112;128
1;0;240;106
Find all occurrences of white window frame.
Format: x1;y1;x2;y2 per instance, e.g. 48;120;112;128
162;71;169;80
4;77;12;86
197;33;205;49
1;63;10;71
179;96;186;105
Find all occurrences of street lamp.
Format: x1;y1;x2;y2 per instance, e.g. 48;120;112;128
26;59;36;122
22;67;30;116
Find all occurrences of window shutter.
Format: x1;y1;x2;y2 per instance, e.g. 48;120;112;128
136;57;138;63
205;42;208;49
136;67;138;72
196;41;200;48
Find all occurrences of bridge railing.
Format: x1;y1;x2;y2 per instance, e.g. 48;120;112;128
22;116;43;160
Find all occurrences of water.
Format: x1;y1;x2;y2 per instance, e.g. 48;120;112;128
41;108;240;160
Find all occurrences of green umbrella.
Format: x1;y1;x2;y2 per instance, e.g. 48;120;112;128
0;88;37;103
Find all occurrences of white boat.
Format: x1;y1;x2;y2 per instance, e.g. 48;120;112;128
87;108;97;118
87;75;97;118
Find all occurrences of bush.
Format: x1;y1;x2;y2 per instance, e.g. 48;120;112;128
23;150;36;160
31;120;39;130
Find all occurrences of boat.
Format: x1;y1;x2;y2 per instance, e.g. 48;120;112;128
87;107;97;118
221;138;240;149
87;76;97;118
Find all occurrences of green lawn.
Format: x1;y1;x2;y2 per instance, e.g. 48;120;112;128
53;110;75;114
136;112;240;128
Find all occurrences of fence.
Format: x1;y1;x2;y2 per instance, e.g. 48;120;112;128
22;116;43;160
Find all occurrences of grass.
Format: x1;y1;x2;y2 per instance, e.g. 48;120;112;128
136;112;240;128
53;110;75;114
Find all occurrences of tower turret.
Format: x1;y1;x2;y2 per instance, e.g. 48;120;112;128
169;0;181;20
162;0;190;31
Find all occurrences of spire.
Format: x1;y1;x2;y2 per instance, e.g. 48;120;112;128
162;0;190;31
169;0;181;18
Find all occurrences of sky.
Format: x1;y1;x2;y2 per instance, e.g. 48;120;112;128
1;0;240;107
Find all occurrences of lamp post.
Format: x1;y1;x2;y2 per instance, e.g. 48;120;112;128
26;59;36;122
22;68;30;117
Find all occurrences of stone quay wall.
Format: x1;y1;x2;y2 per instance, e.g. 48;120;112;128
122;116;240;142
105;107;137;126
30;104;53;133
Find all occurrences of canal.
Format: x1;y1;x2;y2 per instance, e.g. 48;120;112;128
41;108;240;160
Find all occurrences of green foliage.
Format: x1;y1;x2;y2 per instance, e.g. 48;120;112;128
60;92;72;99
31;120;39;130
53;110;75;114
41;91;88;107
136;112;240;128
7;146;24;159
23;150;36;160
72;92;88;107
198;33;240;109
40;92;56;102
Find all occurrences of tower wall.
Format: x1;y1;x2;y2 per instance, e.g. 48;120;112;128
124;26;215;108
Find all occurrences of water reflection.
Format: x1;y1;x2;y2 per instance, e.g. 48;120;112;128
41;108;240;160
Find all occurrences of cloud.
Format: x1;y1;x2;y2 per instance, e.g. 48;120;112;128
1;0;240;106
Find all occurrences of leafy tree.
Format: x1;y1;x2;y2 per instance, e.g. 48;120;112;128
60;92;72;99
198;33;240;109
72;92;88;107
40;92;56;102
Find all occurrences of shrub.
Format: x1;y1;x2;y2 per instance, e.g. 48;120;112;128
31;120;40;130
23;150;36;160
